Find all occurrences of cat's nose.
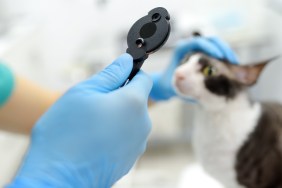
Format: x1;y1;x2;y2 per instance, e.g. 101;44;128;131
175;71;186;81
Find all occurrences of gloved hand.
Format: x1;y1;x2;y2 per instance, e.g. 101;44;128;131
7;54;152;188
149;37;238;101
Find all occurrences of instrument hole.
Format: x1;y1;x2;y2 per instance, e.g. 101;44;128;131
140;22;157;39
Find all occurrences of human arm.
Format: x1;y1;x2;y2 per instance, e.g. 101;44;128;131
0;68;60;134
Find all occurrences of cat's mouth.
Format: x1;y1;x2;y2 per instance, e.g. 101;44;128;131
173;78;200;102
174;83;198;103
174;79;191;97
175;83;186;95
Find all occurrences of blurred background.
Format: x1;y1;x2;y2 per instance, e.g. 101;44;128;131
0;0;282;187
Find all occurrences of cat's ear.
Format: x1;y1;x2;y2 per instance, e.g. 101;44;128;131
230;56;279;86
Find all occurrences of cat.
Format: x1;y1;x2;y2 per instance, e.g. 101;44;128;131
173;53;282;188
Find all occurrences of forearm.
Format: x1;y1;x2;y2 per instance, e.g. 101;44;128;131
0;75;61;134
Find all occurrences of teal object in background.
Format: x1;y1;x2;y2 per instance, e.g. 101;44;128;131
0;63;15;107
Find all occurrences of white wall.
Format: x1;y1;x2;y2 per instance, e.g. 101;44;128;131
249;5;282;103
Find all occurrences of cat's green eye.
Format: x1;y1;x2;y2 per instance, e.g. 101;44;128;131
202;66;217;76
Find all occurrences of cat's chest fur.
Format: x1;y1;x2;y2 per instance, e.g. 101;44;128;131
192;101;261;188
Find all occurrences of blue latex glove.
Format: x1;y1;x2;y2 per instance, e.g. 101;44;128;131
149;37;238;101
7;54;152;188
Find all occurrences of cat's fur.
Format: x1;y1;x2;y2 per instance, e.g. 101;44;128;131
173;53;282;188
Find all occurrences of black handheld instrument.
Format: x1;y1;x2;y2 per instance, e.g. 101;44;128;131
122;7;171;86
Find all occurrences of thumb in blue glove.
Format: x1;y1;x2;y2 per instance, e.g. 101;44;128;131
149;37;238;101
7;53;152;188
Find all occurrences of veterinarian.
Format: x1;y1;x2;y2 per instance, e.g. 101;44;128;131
1;37;237;187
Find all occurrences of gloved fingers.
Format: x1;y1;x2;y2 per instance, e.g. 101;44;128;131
86;53;133;93
123;70;153;102
207;37;239;64
173;37;225;65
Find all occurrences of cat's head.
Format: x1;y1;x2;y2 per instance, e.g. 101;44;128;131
173;53;274;110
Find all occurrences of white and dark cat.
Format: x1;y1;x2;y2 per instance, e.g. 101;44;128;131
173;53;282;188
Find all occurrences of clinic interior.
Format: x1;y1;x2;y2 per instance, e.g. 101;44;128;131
0;0;282;187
